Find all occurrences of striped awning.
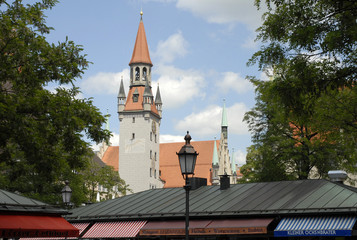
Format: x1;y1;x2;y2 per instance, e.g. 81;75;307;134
71;222;90;237
82;221;147;238
274;216;357;237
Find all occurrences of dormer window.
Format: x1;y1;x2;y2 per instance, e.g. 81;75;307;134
133;88;139;102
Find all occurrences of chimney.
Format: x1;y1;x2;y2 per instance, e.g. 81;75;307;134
220;174;230;190
188;177;207;190
328;170;347;184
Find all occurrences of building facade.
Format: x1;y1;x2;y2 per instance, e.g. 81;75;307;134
117;13;163;193
100;13;237;193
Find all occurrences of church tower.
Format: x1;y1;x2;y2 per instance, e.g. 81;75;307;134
218;100;233;179
118;12;163;193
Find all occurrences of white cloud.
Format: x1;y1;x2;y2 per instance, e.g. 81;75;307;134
153;31;189;64
91;132;120;152
216;72;253;94
110;132;120;146
160;134;185;143
233;149;247;166
153;65;206;109
176;0;266;30
175;102;249;138
242;35;259;49
81;69;130;95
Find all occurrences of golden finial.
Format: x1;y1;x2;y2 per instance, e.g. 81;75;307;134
140;8;143;19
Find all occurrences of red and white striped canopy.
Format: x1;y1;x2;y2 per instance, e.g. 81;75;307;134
82;221;147;238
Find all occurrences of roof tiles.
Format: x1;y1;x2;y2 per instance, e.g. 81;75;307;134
129;20;152;66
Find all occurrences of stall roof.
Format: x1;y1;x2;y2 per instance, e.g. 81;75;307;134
0;189;66;214
67;179;357;222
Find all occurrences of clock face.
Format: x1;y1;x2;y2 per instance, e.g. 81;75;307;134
152;121;156;133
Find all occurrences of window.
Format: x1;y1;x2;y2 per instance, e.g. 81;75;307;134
132;133;135;140
135;67;140;81
150;150;152;159
155;152;157;161
150;132;152;141
155;134;157;143
132;117;135;123
150;168;152;177
154;170;156;178
143;67;147;80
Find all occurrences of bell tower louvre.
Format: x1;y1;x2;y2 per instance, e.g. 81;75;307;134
117;11;163;193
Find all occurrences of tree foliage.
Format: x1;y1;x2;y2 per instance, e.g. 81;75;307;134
0;0;119;205
243;0;357;182
83;158;129;203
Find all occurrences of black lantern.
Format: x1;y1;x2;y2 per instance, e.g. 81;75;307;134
177;131;198;240
177;131;198;179
61;180;72;206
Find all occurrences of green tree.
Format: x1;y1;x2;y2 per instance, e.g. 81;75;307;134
0;0;113;205
243;78;354;181
83;157;129;203
243;0;357;182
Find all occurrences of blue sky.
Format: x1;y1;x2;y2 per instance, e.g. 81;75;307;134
44;0;269;166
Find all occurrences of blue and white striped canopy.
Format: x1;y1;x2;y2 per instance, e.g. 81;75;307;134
274;216;357;237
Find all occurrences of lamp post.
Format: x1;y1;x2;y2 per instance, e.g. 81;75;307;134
177;131;198;240
61;180;72;208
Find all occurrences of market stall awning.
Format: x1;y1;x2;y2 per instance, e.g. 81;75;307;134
140;219;274;236
274;216;357;237
0;215;79;238
140;220;211;235
82;221;147;238
19;222;90;240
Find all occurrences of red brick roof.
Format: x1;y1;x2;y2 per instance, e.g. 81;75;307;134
129;19;152;66
102;146;119;171
101;140;219;188
159;140;219;188
124;86;159;116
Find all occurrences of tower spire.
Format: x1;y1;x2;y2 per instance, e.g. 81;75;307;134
129;13;152;66
221;99;228;127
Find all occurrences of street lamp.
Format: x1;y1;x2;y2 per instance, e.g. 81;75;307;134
61;180;72;207
177;131;198;240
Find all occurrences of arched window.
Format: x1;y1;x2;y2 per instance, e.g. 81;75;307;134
135;67;140;81
143;67;147;80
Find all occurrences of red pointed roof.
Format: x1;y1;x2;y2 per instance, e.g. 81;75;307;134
124;86;160;116
129;19;152;66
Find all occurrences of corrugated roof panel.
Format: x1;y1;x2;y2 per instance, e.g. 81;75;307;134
107;190;159;215
337;193;357;208
190;186;222;212
155;189;186;214
192;185;241;212
307;184;345;209
0;189;46;206
324;188;357;209
109;190;165;215
288;180;329;209
237;181;287;212
292;181;335;209
136;188;182;214
67;180;357;221
226;182;270;212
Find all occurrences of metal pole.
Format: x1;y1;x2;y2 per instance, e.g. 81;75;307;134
185;176;190;240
